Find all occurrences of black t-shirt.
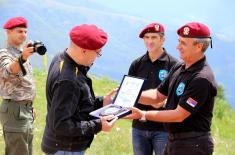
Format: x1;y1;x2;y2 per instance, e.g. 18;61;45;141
158;56;217;133
128;49;178;131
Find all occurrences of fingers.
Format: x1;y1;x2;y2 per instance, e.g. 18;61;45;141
101;115;118;132
103;88;118;106
26;40;33;47
124;107;142;119
129;107;140;113
108;116;118;126
32;108;36;122
22;46;34;60
102;115;115;121
107;88;118;96
151;104;161;109
111;88;119;93
123;114;133;119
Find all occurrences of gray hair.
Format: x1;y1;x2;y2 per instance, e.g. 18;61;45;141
193;38;211;52
158;33;165;38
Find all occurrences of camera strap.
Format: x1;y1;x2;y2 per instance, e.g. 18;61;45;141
18;56;27;76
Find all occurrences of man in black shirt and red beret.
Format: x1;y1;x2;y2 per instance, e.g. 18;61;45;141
127;22;217;155
41;24;117;155
128;22;178;155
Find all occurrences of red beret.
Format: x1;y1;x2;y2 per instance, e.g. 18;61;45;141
69;24;108;50
3;16;27;29
139;22;164;38
177;22;210;38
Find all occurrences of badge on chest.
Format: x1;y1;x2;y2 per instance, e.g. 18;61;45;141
176;82;185;96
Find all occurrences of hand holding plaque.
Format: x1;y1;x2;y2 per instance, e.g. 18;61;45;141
90;75;145;119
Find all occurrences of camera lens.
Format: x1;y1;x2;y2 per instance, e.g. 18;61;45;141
35;44;47;55
32;41;47;55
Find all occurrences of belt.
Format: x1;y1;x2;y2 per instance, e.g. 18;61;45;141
168;131;210;140
3;99;33;106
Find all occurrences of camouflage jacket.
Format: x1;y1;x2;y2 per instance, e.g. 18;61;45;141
0;45;36;101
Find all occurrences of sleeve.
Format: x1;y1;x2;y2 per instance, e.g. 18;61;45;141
128;60;137;76
94;96;103;109
178;78;210;114
0;51;16;77
157;73;170;96
51;80;102;137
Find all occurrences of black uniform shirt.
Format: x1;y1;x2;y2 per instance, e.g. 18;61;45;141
128;49;178;131
158;56;217;133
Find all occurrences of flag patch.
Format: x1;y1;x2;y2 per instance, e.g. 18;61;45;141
186;97;198;107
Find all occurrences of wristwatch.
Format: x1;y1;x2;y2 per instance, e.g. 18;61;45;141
139;111;147;122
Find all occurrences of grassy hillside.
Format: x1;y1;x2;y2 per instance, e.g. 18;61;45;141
0;70;235;155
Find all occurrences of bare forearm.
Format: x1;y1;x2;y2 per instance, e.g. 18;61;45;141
145;110;184;122
138;89;166;106
145;105;191;123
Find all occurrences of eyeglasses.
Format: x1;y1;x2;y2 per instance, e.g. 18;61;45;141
94;50;102;57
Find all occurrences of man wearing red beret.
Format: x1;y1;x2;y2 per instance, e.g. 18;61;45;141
128;22;178;155
0;16;36;155
41;24;117;155
127;22;217;155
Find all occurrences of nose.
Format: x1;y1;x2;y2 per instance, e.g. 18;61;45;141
176;43;181;50
23;31;27;37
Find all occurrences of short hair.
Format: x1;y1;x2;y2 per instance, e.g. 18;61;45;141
193;38;211;52
158;33;165;38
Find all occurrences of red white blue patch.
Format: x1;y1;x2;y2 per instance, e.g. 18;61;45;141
186;97;198;107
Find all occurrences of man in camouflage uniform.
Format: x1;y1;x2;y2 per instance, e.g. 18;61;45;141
0;16;36;155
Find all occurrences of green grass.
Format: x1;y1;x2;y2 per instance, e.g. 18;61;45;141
1;70;235;155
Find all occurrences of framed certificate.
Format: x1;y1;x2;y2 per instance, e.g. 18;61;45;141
89;75;145;119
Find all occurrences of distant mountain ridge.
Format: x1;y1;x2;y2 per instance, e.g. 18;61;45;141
0;0;234;108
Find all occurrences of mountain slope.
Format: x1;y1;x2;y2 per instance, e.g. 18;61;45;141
0;0;234;107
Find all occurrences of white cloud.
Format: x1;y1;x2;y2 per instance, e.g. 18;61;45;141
215;33;232;42
215;25;235;43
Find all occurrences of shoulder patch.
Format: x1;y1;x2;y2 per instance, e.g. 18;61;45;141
186;97;198;107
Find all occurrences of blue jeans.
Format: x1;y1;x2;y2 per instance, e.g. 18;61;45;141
46;150;85;155
132;128;168;155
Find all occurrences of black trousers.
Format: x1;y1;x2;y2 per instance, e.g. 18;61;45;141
164;134;214;155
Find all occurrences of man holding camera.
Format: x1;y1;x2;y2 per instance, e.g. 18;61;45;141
0;16;36;155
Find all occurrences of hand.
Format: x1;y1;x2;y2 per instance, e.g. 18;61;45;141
32;107;36;121
21;41;34;60
151;104;163;109
151;99;167;109
124;107;143;119
103;88;118;106
101;115;118;132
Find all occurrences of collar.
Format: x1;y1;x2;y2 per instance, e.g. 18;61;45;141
6;44;22;55
63;50;90;75
181;56;206;73
142;48;169;62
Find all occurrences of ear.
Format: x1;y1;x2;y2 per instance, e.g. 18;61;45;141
161;36;166;43
6;29;11;35
82;49;86;54
196;42;204;51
